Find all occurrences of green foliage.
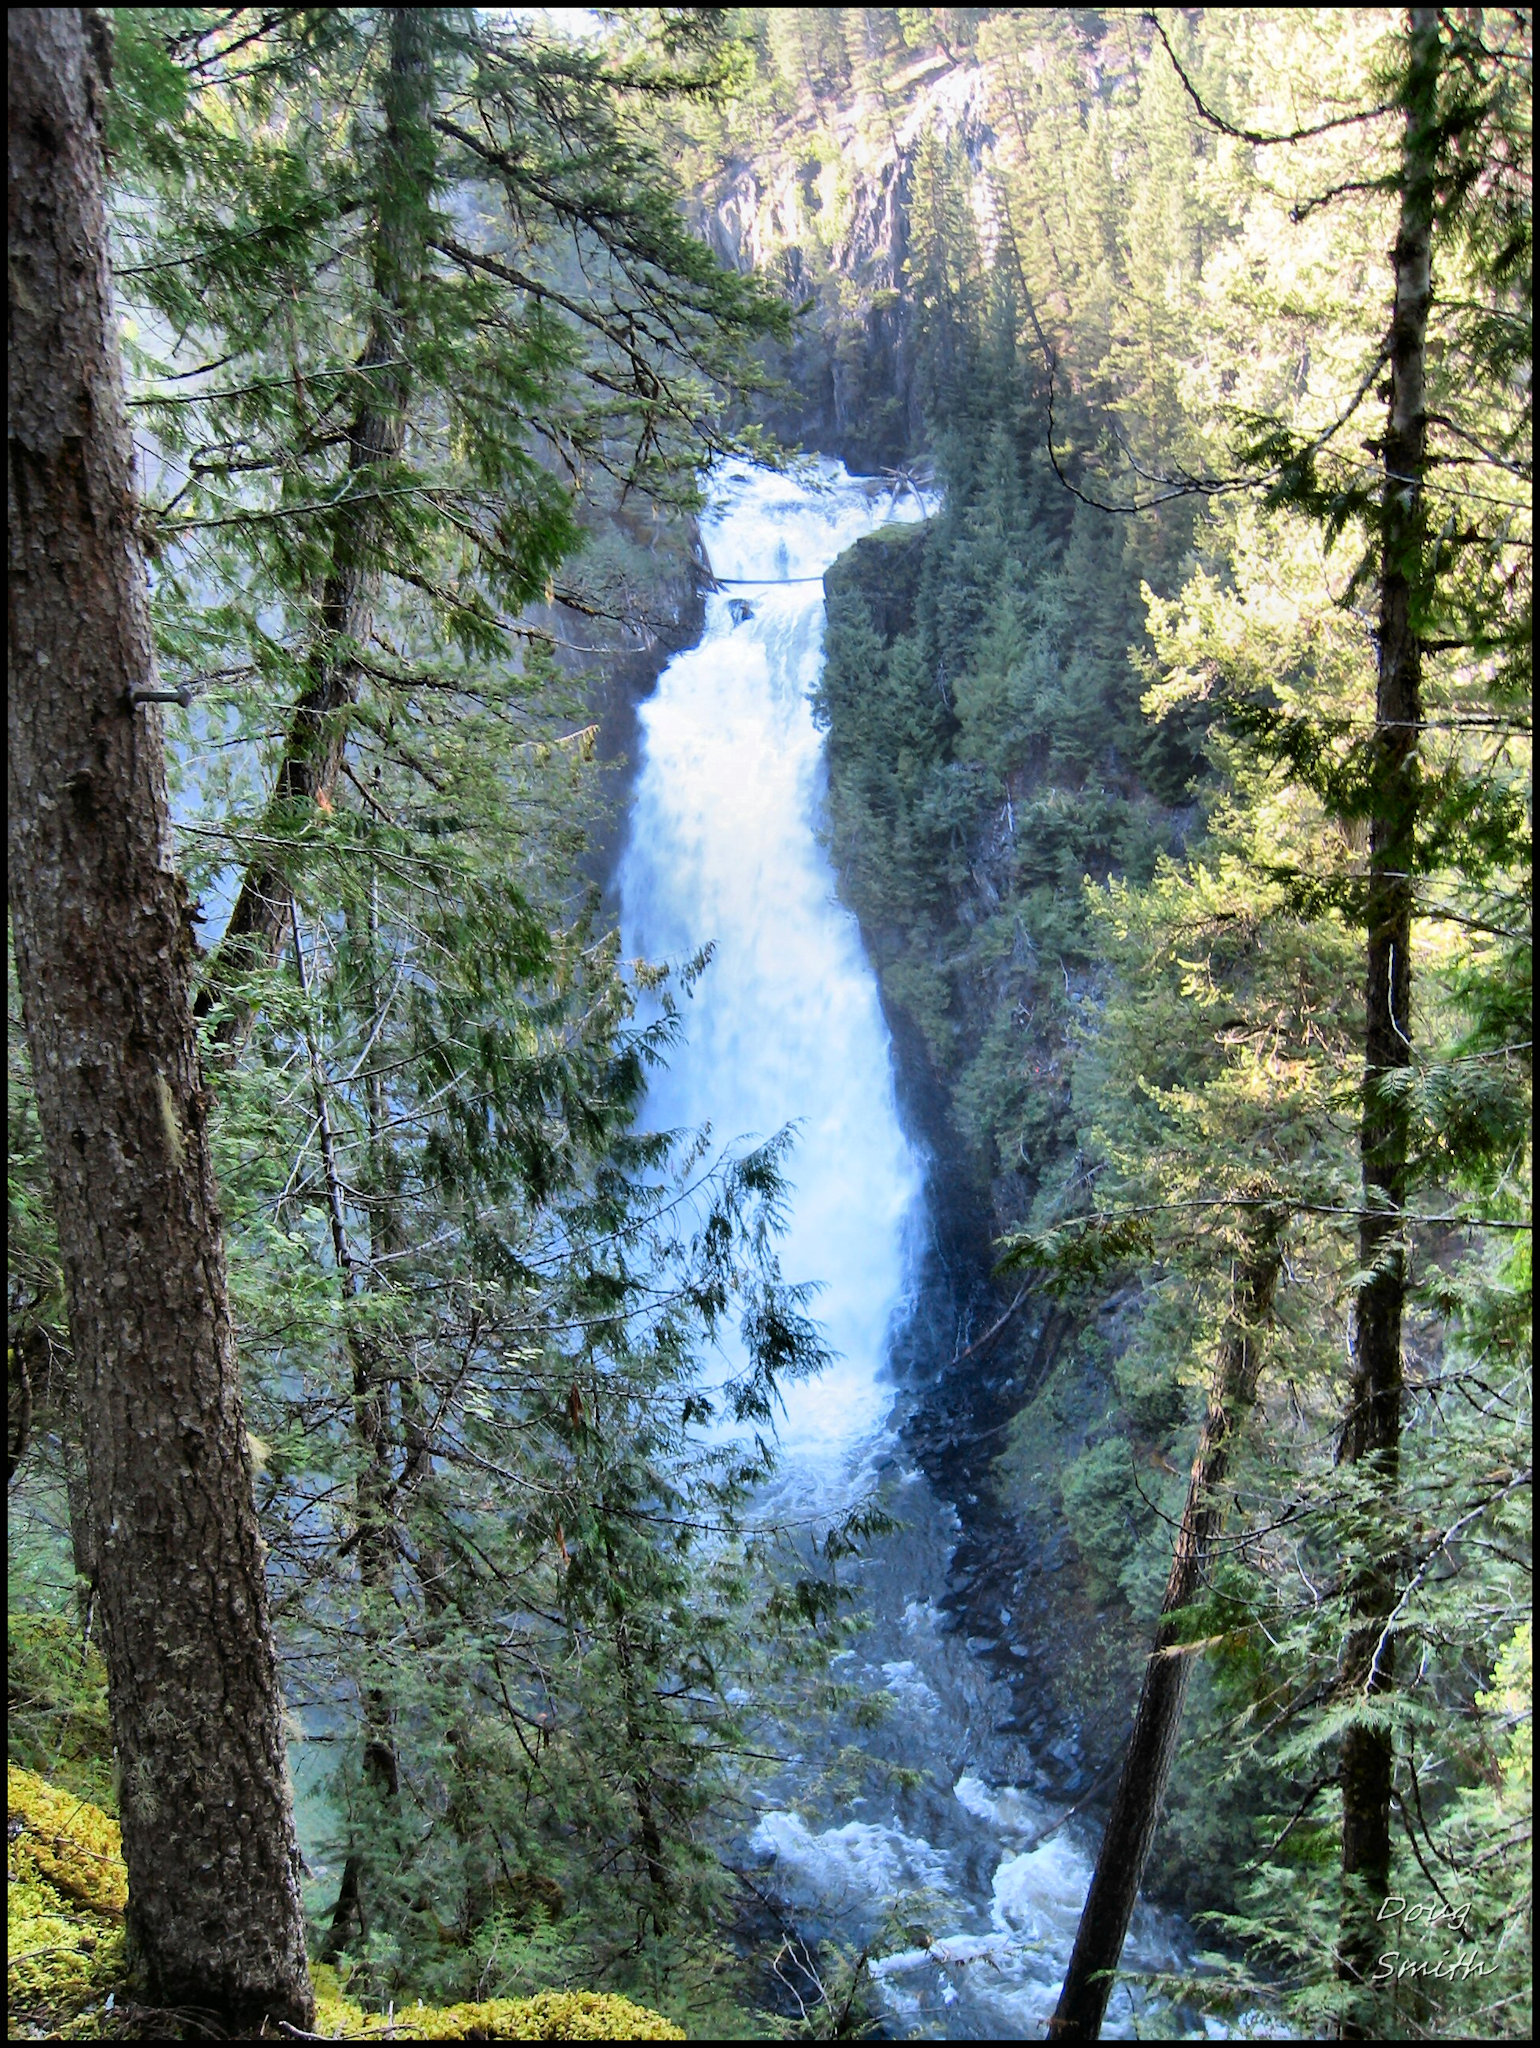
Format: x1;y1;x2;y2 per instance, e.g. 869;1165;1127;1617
105;4;792;993
8;8;864;2030
782;12;1531;2031
7;1762;688;2040
217;852;861;2002
8;9;1531;2034
996;1214;1155;1300
815;383;1194;1213
7;1619;115;1816
1058;1439;1143;1604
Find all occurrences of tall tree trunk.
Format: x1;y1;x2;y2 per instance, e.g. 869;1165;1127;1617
1049;1229;1283;2041
616;1620;672;1938
7;10;313;2030
1336;11;1439;2030
196;7;435;1052
356;932;405;1808
289;906;400;1960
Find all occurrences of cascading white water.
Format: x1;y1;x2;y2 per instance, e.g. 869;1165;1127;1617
617;461;1215;2039
620;460;926;1468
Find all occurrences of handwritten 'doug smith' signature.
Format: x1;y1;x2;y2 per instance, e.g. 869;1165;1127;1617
1371;1895;1501;1983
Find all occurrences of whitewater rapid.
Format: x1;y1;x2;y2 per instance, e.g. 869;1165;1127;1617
617;462;1208;2039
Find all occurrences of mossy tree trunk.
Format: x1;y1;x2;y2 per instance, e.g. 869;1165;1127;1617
7;9;313;2030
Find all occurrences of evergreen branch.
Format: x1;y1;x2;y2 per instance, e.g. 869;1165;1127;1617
1402;1750;1471;1876
163;7;245;55
1426;411;1533;479
114;208;362;276
1288;176;1399;224
175;819;452;880
187;430;351;476
1245;714;1531;731
1000;1196;1531;1243
336;759;396;826
159;481;447;532
427;233;723;448
1242;864;1531;943
1257;1774;1335;1860
1379;464;1533;512
1360;1469;1532;1698
1045;341;1390;514
1044;348;1246;512
1468;1821;1535;1868
289;905;362;1299
128;359;411;408
166;8;289;77
384;570;559;648
430;233;642;354
1144;14;1397;144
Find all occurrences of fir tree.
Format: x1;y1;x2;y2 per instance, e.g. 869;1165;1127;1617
8;8;312;2027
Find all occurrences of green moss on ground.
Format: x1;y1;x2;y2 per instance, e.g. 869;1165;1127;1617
311;1974;685;2039
9;1765;127;2039
7;1766;684;2041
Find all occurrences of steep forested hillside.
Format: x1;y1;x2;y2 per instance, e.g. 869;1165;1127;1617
664;7;1531;2036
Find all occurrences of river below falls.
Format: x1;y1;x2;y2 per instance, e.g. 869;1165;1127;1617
616;462;1205;2039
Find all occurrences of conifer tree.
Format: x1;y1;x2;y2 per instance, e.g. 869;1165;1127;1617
1043;1234;1282;2042
195;5;439;1053
91;7;850;2006
1017;575;1367;2030
1204;12;1529;2021
1334;12;1442;2015
8;9;312;2028
988;9;1530;2033
109;5;789;1051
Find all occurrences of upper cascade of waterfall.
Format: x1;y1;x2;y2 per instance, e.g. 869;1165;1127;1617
619;461;929;1477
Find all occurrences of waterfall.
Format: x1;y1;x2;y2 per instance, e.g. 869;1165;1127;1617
617;461;1206;2040
620;460;926;1471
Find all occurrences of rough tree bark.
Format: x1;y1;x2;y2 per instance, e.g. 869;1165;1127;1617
195;6;434;1052
7;9;313;2029
1335;10;1439;2029
1048;1229;1283;2040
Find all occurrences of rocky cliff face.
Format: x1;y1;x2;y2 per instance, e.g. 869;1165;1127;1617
691;55;998;470
542;496;708;901
816;522;1151;1809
